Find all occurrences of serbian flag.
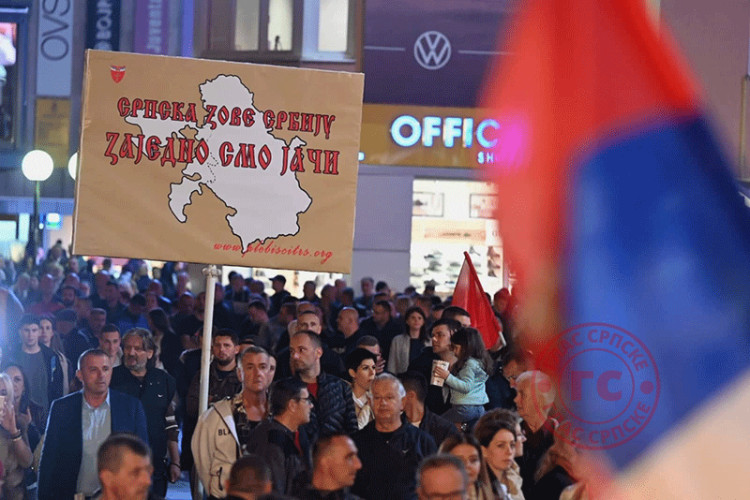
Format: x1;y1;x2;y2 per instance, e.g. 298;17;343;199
483;0;750;498
452;251;503;349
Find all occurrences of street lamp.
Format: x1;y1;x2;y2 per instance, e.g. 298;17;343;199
68;151;78;180
22;150;54;266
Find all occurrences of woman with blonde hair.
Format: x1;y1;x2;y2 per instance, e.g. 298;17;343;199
439;433;496;500
534;421;582;500
0;372;33;500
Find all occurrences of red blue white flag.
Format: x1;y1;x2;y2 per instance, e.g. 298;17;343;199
483;0;750;497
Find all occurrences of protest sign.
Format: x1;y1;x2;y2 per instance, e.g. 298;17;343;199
73;50;364;272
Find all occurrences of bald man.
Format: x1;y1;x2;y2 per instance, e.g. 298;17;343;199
334;307;364;357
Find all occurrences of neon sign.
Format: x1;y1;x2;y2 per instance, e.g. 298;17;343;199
390;114;499;152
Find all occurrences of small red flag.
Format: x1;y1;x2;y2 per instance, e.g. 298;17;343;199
452;251;503;349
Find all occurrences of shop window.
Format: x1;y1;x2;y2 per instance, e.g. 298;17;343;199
318;0;348;52
233;0;261;51
410;179;506;296
267;0;294;51
0;6;29;156
0;214;18;240
302;0;356;62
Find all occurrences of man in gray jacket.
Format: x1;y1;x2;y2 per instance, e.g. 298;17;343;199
191;345;273;499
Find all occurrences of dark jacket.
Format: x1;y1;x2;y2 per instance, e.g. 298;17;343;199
358;317;402;362
418;408;461;448
104;301;126;325
342;330;366;358
182;357;242;471
531;465;574;500
186;360;242;419
295;371;358;443
110;365;178;472
518;417;557;499
4;344;64;411
324;330;365;358
293;485;364;500
351;421;437;500
247;418;311;495
269;290;291;317
38;389;149;500
157;330;182;379
60;327;93;369
407;348;451;414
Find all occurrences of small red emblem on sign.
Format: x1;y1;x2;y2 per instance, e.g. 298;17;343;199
110;66;126;83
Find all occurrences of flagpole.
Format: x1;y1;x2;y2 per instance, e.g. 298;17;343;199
741;20;750;179
740;74;749;178
194;264;219;500
198;265;220;416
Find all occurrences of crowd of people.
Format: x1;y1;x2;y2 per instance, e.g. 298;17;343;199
0;247;591;500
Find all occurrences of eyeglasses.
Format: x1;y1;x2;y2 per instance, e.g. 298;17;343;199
295;396;314;405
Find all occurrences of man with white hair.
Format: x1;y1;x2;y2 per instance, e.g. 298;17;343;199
514;370;558;498
351;373;436;500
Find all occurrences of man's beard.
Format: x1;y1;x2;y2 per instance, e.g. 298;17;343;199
216;356;233;367
127;358;146;372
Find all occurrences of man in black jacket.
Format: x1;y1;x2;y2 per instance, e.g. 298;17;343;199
351;373;436;500
358;300;402;363
274;311;346;381
110;328;179;496
247;378;312;495
288;330;358;444
56;308;94;370
268;274;291;318
185;329;242;419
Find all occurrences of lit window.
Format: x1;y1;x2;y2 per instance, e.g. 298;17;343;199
234;0;260;51
318;0;348;52
268;0;294;51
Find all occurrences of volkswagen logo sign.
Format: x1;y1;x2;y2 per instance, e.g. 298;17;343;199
413;31;452;70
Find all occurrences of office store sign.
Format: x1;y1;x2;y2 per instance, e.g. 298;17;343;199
361;104;507;169
390;113;500;166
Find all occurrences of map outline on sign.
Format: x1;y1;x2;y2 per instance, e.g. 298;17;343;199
73;51;364;273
